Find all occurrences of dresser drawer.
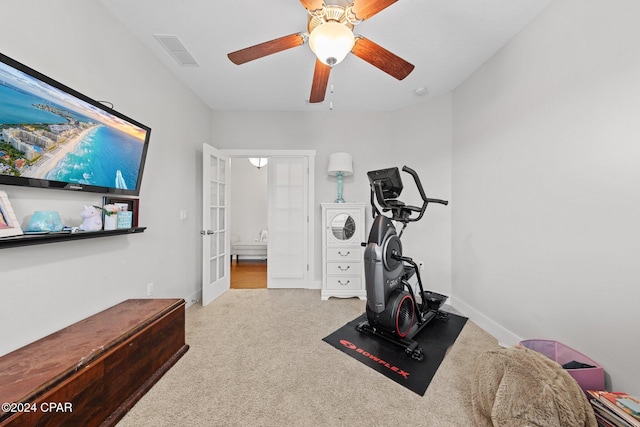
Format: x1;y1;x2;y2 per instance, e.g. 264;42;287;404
326;261;360;275
326;247;361;262
325;275;362;290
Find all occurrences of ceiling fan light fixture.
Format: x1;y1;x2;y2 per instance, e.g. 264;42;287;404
308;21;355;66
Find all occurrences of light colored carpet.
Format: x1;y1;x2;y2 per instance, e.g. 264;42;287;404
117;289;500;426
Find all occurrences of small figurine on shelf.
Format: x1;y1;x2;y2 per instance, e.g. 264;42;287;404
80;205;102;231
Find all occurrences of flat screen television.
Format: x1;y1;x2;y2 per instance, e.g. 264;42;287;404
0;52;150;196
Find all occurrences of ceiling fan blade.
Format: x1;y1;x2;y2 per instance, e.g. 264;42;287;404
299;0;324;12
228;33;305;65
352;36;414;80
309;59;331;103
351;0;398;21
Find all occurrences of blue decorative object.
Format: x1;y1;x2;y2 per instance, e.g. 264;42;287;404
117;211;133;229
327;152;353;203
26;211;63;232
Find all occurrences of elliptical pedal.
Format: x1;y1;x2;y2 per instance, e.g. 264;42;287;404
356;320;375;335
435;310;449;321
407;347;424;361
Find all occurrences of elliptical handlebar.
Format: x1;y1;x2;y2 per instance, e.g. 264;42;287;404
401;166;427;203
370;183;381;218
401;166;449;206
399;166;448;223
368;165;448;223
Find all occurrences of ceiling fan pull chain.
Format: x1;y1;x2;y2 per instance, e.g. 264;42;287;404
329;82;335;111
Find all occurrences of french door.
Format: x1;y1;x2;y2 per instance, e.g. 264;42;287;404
201;144;230;305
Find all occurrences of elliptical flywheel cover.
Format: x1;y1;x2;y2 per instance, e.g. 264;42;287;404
391;291;414;337
383;235;402;271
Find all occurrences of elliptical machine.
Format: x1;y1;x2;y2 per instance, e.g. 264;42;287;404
356;166;449;361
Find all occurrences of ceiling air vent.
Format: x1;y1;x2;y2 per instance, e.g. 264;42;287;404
153;34;199;66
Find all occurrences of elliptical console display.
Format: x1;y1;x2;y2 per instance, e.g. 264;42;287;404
357;166;449;361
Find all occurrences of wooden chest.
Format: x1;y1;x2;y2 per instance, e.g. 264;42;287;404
0;299;188;426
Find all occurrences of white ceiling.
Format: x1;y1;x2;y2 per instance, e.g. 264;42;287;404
99;0;554;112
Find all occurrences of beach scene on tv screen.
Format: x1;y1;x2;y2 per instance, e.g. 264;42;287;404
0;60;147;191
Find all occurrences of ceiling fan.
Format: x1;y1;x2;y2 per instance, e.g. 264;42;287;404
227;0;415;104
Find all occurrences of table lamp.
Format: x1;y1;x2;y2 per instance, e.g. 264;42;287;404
327;152;353;203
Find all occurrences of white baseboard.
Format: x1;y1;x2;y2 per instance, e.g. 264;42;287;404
449;296;522;347
309;280;322;290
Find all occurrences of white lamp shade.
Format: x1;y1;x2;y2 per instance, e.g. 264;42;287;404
327;152;353;176
309;21;355;66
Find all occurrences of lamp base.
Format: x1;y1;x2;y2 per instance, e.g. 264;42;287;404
335;171;346;203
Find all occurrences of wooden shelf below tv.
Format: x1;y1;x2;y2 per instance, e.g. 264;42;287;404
0;227;146;249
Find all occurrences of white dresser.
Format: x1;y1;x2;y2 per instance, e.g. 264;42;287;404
321;203;366;300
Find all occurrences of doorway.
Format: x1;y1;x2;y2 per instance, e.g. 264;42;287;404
223;149;316;291
229;157;268;289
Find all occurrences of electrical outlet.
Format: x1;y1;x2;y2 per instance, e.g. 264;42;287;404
179;210;188;221
146;282;154;296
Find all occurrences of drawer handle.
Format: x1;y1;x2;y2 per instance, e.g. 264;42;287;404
338;265;350;271
338;251;350;257
337;280;351;286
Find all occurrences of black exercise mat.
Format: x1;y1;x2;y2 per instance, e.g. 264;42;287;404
323;312;468;396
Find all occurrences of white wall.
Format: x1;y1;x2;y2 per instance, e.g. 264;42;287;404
452;0;640;394
211;97;453;294
0;0;212;355
230;158;268;243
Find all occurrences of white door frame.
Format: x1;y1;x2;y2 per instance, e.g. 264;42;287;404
224;149;316;289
